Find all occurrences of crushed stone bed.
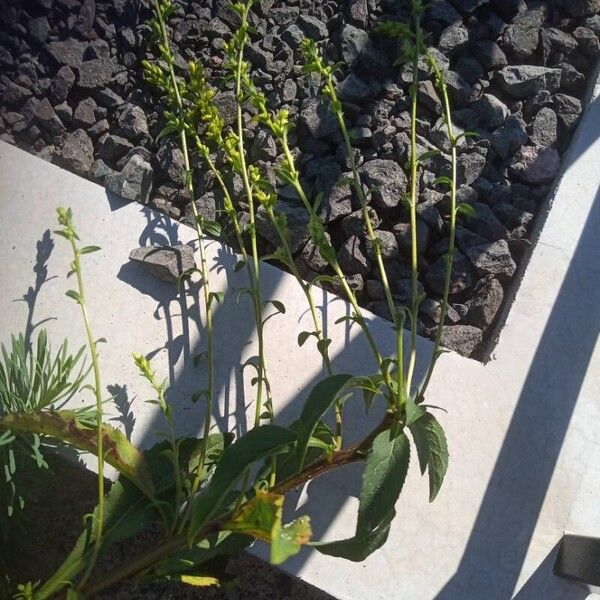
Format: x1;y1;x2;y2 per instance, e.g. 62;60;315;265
0;0;598;359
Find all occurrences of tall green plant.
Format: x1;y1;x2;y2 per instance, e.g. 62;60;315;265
0;1;461;597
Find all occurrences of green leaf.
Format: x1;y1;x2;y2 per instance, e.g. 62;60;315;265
295;374;354;471
222;490;312;565
189;425;296;543
79;245;101;255
65;290;82;304
408;413;448;502
234;259;246;272
453;131;479;144
432;176;452;187
209;291;225;307
314;429;410;561
405;396;426;426
157;124;179;141
418;149;441;162
271;514;312;565
312;509;394;561
200;219;222;238
0;410;155;498
358;429;410;534
316;338;331;359
456;203;477;218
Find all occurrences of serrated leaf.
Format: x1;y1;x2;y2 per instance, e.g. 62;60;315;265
358;429;410;534
408;413;448;502
405;396;426;426
314;429;410;561
312;509;394;561
189;425;296;542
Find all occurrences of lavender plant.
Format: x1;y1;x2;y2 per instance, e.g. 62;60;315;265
0;0;462;596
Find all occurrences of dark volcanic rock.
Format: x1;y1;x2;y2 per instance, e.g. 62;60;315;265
495;65;562;98
46;39;88;68
51;66;76;103
466;277;504;327
425;252;475;295
0;0;595;362
33;98;65;137
256;202;310;253
60;129;94;175
105;154;154;204
359;159;407;210
465;239;517;277
117;103;149;140
510;146;561;184
337;235;370;276
440;324;483;357
365;230;399;260
299;98;338;139
531;107;558;148
77;58;115;88
1;76;32;106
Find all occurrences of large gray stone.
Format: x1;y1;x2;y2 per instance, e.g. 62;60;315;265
510;146;561;184
359;159;408;210
105;154;154;204
495;65;562;98
465;240;517;277
60;129;94;176
129;244;196;284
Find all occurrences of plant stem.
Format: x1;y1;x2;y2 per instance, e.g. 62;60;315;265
324;77;405;407
279;139;386;380
418;59;457;401
153;0;215;511
405;7;423;398
65;236;104;591
234;38;271;432
264;205;342;446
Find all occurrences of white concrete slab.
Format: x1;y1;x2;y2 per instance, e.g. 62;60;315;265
0;71;599;599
